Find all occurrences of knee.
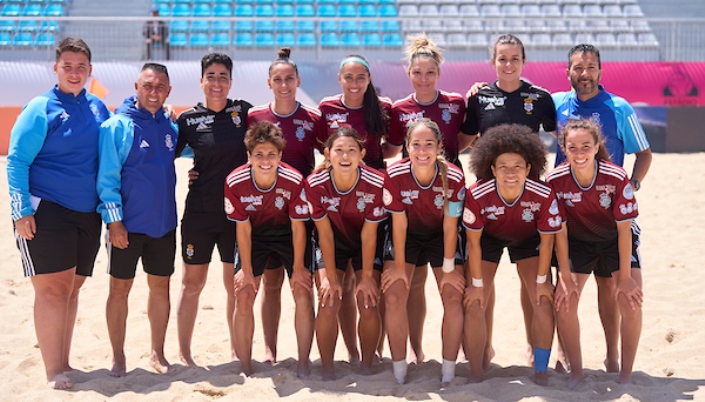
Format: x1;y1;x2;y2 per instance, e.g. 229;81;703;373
383;287;407;311
182;276;206;296
463;301;484;321
235;289;256;311
441;287;463;307
109;279;133;298
293;287;313;308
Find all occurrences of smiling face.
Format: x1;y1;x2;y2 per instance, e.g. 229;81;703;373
325;135;365;175
564;127;599;173
135;68;171;115
408;57;440;101
407;125;441;170
54;51;92;96
249;142;282;182
268;63;299;103
491;152;530;193
338;61;370;107
492;44;524;84
200;62;232;103
568;51;602;100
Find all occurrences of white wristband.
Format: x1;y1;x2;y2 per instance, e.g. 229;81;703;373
536;274;547;284
442;257;455;273
472;277;484;288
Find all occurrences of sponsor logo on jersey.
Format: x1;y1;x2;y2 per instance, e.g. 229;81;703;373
520;201;542;212
521;208;535;222
487;213;498;220
276;188;291;200
382;188;393;206
520;93;540;101
186;115;214;127
196;121;209;132
556;191;582;203
623;183;635;200
165;134;174;151
326;113;348;125
275;196;285;210
619;202;637;215
224;197;235;214
484;205;505;216
484;103;496;111
140;140;150;148
356;192;376;203
439;103;460;114
226;105;242;113
596;184;616;194
240;194;264;205
294;119;314;131
321;196;340;212
478;95;506;107
463;208;476;225
400;111;425;127
599;192;611;209
566;200;574;207
400;189;419;201
245;204;257;211
59;110;70;122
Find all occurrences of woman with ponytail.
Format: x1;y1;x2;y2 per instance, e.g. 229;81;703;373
381;118;466;386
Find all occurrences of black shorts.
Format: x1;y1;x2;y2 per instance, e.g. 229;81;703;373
181;211;236;264
383;229;465;268
569;227;642;278
234;234;313;277
107;229;176;279
480;234;540;264
14;199;101;277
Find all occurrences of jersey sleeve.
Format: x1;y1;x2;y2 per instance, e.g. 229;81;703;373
540;91;558;133
613;176;639;222
460;94;480;136
382;172;405;214
304;178;327;221
7;96;50;220
536;191;564;234
447;167;466;218
385;102;404;146
615;99;650;154
288;183;311;221
223;177;249;222
462;186;484;231
365;186;387;222
97;115;133;224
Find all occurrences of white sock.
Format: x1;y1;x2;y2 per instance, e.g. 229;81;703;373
392;360;407;384
441;359;455;384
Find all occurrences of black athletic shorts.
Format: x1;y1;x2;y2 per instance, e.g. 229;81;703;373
181;211;236;264
107;229;176;279
315;218;385;273
383;229;465;268
569;228;642;278
480;234;540;264
234;233;313;277
15;199;101;277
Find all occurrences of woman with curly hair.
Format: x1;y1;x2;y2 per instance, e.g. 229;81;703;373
462;124;566;385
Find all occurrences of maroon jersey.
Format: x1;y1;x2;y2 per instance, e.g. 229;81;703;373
224;162;309;240
463;178;563;244
305;165;387;251
546;160;638;243
318;94;395;170
248;102;324;177
384;158;465;236
391;91;466;164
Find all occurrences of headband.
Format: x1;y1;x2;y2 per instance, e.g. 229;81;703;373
339;57;370;71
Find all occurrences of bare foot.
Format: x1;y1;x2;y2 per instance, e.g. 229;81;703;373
409;350;425;364
231;348;238;362
358;365;374;376
264;348;276;366
348;355;361;370
48;373;73;389
296;360;310;379
482;347;496;371
108;360;127;377
604;358;619;373
440;381;451;389
567;372;584;390
534;371;548;386
179;353;197;367
467;374;483;384
554;358;570;374
239;364;254;377
149;353;172;374
321;367;335;381
618;373;633;384
62;364;74;373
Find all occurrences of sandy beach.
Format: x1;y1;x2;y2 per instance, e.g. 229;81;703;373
1;152;703;401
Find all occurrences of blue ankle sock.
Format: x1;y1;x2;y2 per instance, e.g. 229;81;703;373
534;347;551;373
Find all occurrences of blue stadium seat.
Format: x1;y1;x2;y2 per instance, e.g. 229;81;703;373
358;5;376;17
296;20;314;32
340;20;358;32
379;5;396;17
234;4;253;17
381;20;399;32
170;20;188;33
275;20;295;32
189;33;208;46
258;0;274;3
214;0;231;3
378;0;395;3
296;0;314;3
213;4;231;17
0;20;15;32
275;4;294;17
0;32;11;46
360;20;378;32
172;4;189;17
23;4;42;16
234;33;253;46
255;33;274;46
174;0;189;3
234;20;253;32
210;33;230;47
275;33;295;46
13;32;34;46
40;22;60;33
295;4;314;17
44;4;63;16
320;33;339;47
235;0;253;2
212;20;230;32
321;20;337;32
341;33;360;47
155;4;170;16
18;19;38;32
319;0;335;3
35;32;54;46
357;0;374;3
383;33;403;47
193;0;210;3
256;20;274;32
170;33;187;46
362;33;382;47
153;0;169;2
296;33;316;47
255;4;274;17
338;4;356;17
1;5;21;17
190;20;209;32
192;4;210;17
276;0;294;3
317;4;335;17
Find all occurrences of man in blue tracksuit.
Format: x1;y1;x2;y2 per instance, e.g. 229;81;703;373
97;63;178;377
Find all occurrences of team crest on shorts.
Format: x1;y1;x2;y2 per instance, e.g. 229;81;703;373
599;192;611;209
186;244;195;260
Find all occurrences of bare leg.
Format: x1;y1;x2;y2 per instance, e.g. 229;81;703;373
520;277;535;366
291;276;315;378
338;263;359;368
355;270;382;375
315;269;345;380
484;283;496;369
617;268;642;384
595;275;620;372
556;273;591;389
261;267;285;365
463;281;489;383
106;276;134;377
176;263;208;366
384;262;414;364
147;274;172;374
31;269;77;389
62;274;86;372
222;262;236;360
432;266;465;387
407;264;428;364
233;275;262;376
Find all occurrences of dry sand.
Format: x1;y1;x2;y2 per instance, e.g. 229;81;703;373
1;153;703;401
